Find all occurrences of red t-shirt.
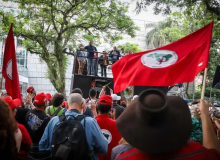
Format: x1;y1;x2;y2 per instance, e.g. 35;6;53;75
96;115;122;160
115;140;220;160
17;123;32;160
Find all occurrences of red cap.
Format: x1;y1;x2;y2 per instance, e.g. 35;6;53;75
27;86;34;93
121;100;126;104
2;96;22;110
45;93;52;101
99;95;113;105
34;93;47;105
62;101;67;108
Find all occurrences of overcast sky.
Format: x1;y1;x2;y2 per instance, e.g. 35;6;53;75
124;0;166;22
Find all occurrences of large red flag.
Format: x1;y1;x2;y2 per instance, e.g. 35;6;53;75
2;24;22;100
112;22;213;93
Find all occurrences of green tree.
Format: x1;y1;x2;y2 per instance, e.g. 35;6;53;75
0;0;138;94
135;0;220;17
118;42;142;54
145;20;172;49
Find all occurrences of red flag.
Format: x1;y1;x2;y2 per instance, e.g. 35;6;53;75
2;24;22;100
112;22;213;93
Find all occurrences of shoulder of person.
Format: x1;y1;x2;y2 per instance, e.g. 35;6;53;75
84;116;97;125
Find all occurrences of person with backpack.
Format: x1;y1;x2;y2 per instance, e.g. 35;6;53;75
25;93;50;160
46;93;64;118
39;93;108;160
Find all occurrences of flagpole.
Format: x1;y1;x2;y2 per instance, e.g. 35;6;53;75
201;68;208;100
0;76;3;91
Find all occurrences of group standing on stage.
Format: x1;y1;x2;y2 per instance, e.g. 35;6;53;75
76;41;130;77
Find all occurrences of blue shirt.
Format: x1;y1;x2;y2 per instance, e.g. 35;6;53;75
85;45;97;58
39;110;108;160
63;106;93;117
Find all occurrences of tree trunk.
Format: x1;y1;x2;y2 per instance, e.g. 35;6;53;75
185;82;190;99
43;39;67;96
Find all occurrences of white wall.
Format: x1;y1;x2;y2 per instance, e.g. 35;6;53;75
27;53;74;95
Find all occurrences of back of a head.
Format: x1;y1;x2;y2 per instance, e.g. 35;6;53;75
0;99;18;159
98;95;113;114
71;88;83;96
89;89;97;98
52;93;64;107
98;104;111;114
68;93;83;106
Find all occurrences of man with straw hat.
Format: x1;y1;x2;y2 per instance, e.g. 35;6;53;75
114;89;220;159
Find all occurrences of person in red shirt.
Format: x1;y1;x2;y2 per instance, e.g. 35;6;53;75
96;95;121;160
113;89;220;160
3;96;32;160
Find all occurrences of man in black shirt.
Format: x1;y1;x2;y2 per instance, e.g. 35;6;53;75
25;92;50;159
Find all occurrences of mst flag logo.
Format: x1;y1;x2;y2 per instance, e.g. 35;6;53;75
141;50;178;68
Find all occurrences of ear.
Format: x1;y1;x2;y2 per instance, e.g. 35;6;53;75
66;103;69;110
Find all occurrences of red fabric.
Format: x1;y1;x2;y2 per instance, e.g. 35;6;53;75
62;101;67;108
17;123;32;160
112;22;213;93
2;24;22;100
99;95;113;105
26;86;34;93
96;115;121;160
45;93;52;101
115;141;220;160
2;96;21;110
34;92;47;105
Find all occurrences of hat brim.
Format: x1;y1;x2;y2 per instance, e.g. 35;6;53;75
116;94;192;154
13;99;22;107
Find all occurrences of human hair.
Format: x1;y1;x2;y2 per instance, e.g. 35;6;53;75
121;103;127;108
119;138;129;145
98;104;111;114
71;88;83;96
52;93;64;107
121;48;124;50
68;93;83;105
0;99;18;159
89;89;97;98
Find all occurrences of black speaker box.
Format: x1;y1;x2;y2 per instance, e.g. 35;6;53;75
71;74;114;98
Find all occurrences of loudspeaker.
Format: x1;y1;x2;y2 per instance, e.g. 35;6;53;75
71;74;114;98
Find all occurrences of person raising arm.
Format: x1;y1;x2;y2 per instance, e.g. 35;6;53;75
197;99;220;154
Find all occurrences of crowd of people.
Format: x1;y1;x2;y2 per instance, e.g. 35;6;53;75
76;41;133;77
1;84;220;160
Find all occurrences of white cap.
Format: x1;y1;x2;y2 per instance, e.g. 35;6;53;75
132;95;139;100
111;94;121;101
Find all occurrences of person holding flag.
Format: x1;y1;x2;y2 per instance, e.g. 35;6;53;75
111;22;213;93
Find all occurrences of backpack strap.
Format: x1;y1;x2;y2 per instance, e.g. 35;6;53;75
52;107;62;117
58;114;66;122
75;115;86;128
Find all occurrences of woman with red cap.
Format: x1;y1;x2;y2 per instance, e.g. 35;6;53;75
3;96;32;160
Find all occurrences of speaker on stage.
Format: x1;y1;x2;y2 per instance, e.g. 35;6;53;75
71;74;114;98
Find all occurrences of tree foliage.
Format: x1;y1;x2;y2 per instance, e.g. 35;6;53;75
145;20;172;49
118;42;143;54
135;0;220;18
0;0;138;94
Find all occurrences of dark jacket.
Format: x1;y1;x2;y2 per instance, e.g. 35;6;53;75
113;103;124;119
98;55;109;66
109;50;121;61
